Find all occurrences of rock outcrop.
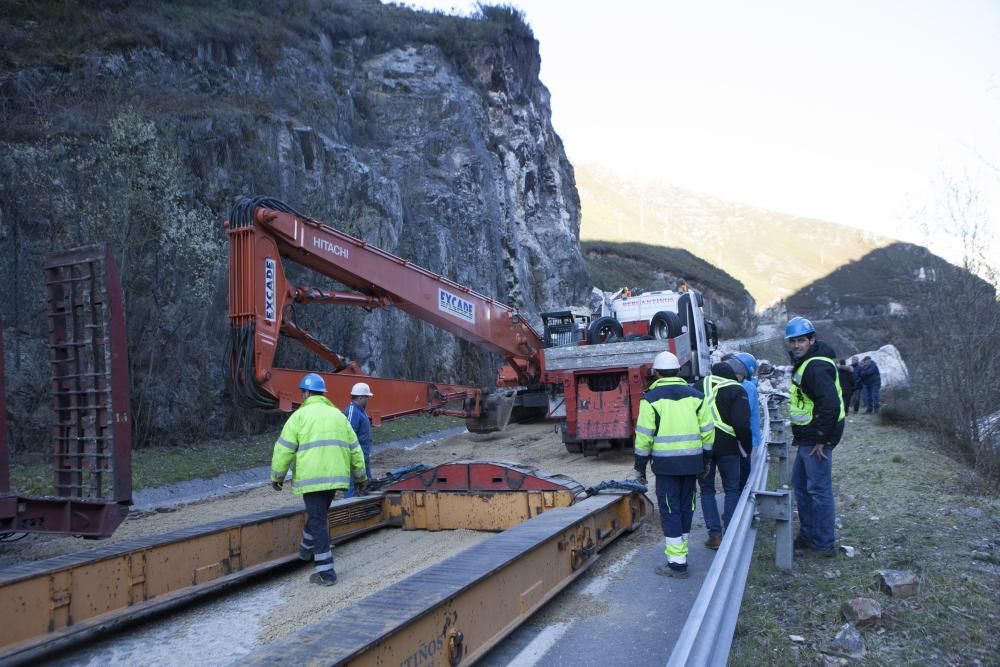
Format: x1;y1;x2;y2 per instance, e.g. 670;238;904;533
0;2;590;446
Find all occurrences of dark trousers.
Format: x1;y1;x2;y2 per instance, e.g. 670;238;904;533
849;388;862;413
699;455;741;536
862;384;880;413
344;445;372;498
739;450;751;491
655;474;697;538
302;490;336;574
792;445;835;550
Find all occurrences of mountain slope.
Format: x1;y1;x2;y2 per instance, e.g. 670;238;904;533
576;163;893;307
785;242;985;318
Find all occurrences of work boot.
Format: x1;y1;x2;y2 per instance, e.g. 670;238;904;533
704;533;722;550
309;571;338;586
814;547;837;558
299;546;313;561
655;564;689;579
793;535;813;550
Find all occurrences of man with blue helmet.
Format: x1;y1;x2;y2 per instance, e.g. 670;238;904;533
723;351;761;490
270;372;368;585
785;317;845;558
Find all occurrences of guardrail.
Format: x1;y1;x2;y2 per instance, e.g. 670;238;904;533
667;393;792;666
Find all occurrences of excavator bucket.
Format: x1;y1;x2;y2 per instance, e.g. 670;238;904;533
466;391;516;433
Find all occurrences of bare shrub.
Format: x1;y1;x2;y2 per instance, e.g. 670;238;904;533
904;177;1000;484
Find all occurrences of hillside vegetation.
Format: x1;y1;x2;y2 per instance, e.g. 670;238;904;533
786;242;974;317
577;164;892;307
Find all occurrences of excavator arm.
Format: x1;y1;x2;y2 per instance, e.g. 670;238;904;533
225;196;543;429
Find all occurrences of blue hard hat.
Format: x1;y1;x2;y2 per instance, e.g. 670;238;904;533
784;316;816;339
299;373;326;393
733;352;758;376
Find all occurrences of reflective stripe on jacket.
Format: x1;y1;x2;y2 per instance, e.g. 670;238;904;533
634;376;714;476
790;356;846;430
702;375;740;437
271;395;367;495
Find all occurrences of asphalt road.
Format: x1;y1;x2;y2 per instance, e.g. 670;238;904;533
481;498;723;667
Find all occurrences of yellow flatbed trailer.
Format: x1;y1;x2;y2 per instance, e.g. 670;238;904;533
0;462;651;666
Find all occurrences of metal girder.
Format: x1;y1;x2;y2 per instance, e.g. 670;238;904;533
244;491;652;666
0;463;639;665
0;503;338;665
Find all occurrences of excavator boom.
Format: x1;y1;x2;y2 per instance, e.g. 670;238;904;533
226;197;542;428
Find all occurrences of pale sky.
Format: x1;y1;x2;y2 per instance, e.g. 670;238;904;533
398;1;1000;258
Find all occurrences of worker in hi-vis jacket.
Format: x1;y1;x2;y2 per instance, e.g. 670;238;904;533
271;373;368;586
630;351;715;578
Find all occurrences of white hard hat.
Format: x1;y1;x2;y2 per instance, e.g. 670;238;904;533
350;382;373;397
652;351;680;371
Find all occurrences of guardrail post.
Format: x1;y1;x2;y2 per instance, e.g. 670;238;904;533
754;489;793;569
767;440;791;487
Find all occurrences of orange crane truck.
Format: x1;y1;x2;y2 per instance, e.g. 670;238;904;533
225;197;716;453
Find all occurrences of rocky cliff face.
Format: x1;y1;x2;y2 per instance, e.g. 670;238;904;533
0;2;591;446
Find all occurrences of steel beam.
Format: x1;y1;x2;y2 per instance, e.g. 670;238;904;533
245;491;652;666
0;463;616;664
0;497;388;665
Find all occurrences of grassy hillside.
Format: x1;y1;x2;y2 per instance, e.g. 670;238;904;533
582;240;747;297
577;164;893;307
785;242;969;315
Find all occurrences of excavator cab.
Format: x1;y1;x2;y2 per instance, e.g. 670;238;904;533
540;309;591;348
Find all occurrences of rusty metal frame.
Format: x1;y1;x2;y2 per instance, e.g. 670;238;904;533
0;245;132;537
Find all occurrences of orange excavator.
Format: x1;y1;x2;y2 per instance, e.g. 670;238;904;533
225;197;716;450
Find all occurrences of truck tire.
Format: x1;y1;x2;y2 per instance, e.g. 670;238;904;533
587;316;624;344
649;311;683;340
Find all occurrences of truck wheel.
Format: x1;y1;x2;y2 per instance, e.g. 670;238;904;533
588;316;624;344
564;442;583;454
649;311;683;339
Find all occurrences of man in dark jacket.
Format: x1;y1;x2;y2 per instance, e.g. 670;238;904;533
785;317;845;557
837;359;856;414
858;356;882;414
849;357;863;412
699;360;752;550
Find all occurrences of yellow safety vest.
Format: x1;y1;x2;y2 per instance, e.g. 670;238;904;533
790;357;846;427
635;377;715;470
702;375;740;437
